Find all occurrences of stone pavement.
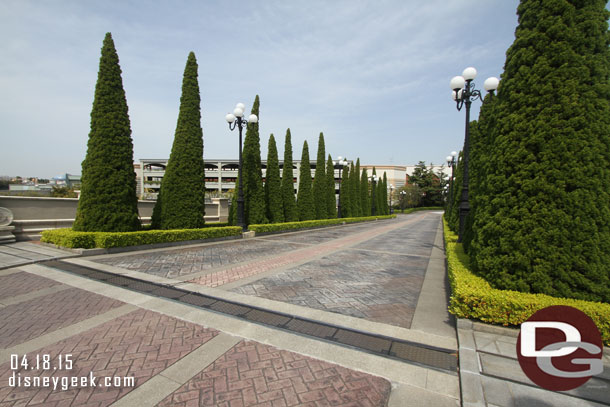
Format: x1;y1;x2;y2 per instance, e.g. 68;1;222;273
0;212;463;406
0;242;75;270
457;319;610;407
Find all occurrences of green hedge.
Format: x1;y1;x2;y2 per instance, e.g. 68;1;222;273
443;218;610;345
41;226;242;249
398;206;444;214
248;215;396;234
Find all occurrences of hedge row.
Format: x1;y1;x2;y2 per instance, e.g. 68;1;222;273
443;218;610;345
248;215;396;234
41;226;242;249
399;206;444;214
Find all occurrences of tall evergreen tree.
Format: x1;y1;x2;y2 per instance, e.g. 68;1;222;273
382;171;390;215
348;162;358;217
151;52;205;229
242;95;266;225
74;33;140;232
354;159;362;217
297;141;315;220
360;168;370;216
325;155;337;218
447;151;463;233
312;132;327;219
265;134;283;223
469;0;610;302
280;129;298;221
376;174;384;215
371;167;378;215
339;164;350;217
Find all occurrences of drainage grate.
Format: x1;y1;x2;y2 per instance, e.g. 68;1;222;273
42;259;458;373
390;342;458;371
334;329;392;354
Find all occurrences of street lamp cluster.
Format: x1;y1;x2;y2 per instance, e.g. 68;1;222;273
226;103;258;231
450;67;498;242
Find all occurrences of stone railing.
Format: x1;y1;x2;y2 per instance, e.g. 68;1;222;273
0;196;229;241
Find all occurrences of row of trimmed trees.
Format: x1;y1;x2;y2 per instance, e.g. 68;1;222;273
228;119;390;226
74;33;207;232
74;33;388;234
446;0;610;303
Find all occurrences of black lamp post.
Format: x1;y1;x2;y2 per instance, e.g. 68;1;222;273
335;157;348;218
226;103;258;231
370;174;378;216
399;190;406;212
445;151;457;206
334;157;348;218
450;67;498;242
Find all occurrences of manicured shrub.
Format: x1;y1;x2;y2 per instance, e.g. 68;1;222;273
312;133;327;219
242;95;266;225
444;218;610;345
248;215;396;234
151;52;205;229
281;129;298;222
468;0;610;302
73;33;140;232
265;134;283;223
42;226;242;249
325;155;336;218
296;141;315;221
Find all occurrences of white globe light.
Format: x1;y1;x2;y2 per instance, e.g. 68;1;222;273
462;67;477;81
450;76;465;91
233;107;244;117
236;102;245;111
225;113;236;123
452;89;464;101
446;155;453;162
248;114;258;123
337;156;342;161
451;151;458;157
484;77;500;92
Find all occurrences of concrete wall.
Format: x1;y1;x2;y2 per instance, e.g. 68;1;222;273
0;196;228;241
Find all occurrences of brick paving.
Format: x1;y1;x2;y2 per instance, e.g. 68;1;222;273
0;309;219;407
94;239;305;279
0;272;62;301
0;288;124;349
188;218;416;288
232;249;428;328
157;340;391;407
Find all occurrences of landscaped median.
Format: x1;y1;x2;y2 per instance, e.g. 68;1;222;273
443;219;610;345
248;215;396;234
41;226;243;249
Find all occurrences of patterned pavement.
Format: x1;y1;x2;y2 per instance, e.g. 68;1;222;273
230;214;440;328
157;340;391;407
0;253;394;406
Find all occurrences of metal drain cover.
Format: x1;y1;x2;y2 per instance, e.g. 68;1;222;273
151;286;187;299
210;301;251;316
181;293;217;307
244;309;291;327
390;342;458;371
285;319;337;339
333;329;392;353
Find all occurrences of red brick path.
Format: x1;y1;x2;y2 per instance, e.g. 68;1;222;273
0;272;62;301
158;340;391;407
189;217;417;288
0;309;219;407
0;288;125;349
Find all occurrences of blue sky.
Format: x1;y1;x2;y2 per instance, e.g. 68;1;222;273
0;0;520;178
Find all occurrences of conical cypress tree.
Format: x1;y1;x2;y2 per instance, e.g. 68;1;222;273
242;95;266;225
73;33;140;232
325;155;337;218
360;168;370;216
265;134;283;223
371;167;378;215
382;172;390;215
469;0;610;302
348;162;357;217
151;52;205;229
281;129;298;222
297;141;315;220
376;175;384;215
312;133;327;219
354;159;362;217
339;164;350;217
